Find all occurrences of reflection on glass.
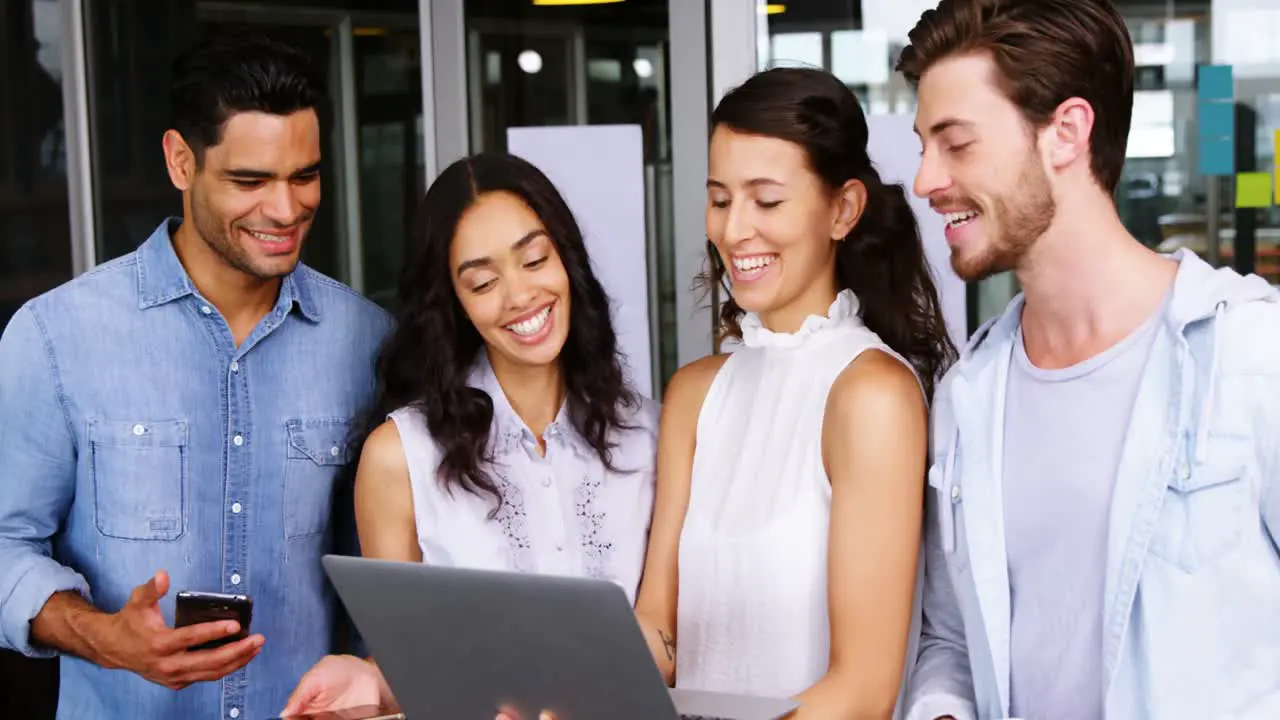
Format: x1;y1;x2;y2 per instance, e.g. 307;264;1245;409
470;31;572;153
464;1;677;388
0;2;69;711
0;0;72;330
354;26;425;308
83;0;422;297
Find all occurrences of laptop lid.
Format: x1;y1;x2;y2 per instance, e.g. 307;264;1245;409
321;555;682;720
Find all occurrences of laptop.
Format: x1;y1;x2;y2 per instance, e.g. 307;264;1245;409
320;555;799;720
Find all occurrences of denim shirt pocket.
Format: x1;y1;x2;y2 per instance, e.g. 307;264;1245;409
89;418;188;541
1149;434;1253;573
284;418;352;540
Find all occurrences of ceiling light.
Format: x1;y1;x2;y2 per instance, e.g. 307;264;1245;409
518;49;543;74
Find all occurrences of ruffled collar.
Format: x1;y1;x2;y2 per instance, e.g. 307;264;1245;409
739;289;864;349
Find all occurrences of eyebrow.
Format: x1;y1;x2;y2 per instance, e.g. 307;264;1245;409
455;229;547;276
706;177;783;190
912;118;975;138
222;161;322;181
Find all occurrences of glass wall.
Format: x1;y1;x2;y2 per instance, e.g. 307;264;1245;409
1121;1;1280;284
0;0;72;331
0;0;67;713
462;0;678;389
82;0;423;304
758;0;1280;332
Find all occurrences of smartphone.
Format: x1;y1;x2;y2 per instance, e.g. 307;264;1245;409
272;707;405;720
174;590;252;651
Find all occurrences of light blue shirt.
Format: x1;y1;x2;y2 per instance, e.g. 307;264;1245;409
0;220;393;719
907;250;1280;720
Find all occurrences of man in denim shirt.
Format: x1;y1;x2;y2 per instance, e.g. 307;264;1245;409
0;33;391;718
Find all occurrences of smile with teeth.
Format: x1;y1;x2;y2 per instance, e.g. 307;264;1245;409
731;254;777;273
505;304;552;336
944;210;980;229
246;229;291;244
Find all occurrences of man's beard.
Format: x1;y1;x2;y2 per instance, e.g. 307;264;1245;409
190;185;300;281
951;153;1056;283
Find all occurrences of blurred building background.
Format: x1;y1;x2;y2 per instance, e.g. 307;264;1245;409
3;0;1279;715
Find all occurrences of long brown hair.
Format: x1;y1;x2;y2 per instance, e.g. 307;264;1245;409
699;67;957;399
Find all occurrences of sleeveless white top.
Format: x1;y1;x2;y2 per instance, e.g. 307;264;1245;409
390;353;658;604
675;289;922;712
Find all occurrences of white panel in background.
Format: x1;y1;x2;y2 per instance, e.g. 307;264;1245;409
830;29;891;86
1212;0;1280;78
865;114;968;348
507;124;654;398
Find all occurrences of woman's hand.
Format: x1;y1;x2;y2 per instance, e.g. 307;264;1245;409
279;654;393;716
495;709;557;720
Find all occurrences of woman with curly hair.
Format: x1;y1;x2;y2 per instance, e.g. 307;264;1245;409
280;152;657;716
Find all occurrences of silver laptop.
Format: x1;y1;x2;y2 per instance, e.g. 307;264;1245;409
321;555;798;720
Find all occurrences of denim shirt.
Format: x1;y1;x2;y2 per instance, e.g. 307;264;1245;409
0;220;392;719
906;250;1280;720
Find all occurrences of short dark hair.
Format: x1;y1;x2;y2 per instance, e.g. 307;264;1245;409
169;31;327;164
897;0;1135;194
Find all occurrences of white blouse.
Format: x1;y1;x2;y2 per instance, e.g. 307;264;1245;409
675;289;921;713
391;354;658;605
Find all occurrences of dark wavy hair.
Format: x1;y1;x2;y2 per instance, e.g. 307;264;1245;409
701;67;957;398
351;152;641;507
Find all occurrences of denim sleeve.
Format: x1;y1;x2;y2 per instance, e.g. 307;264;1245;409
0;305;92;657
905;488;977;720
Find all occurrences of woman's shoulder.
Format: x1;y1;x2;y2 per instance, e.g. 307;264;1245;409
356;417;412;487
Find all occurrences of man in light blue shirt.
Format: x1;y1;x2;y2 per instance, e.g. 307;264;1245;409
897;1;1280;718
0;32;392;718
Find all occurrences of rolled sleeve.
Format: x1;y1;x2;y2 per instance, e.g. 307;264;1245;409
0;304;90;656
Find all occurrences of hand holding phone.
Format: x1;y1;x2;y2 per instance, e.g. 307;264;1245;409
89;570;263;690
174;591;253;651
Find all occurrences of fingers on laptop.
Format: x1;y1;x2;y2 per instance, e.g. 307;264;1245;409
494;710;557;720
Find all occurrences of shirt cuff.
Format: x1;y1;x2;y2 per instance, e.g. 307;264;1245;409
906;692;977;720
1;558;92;658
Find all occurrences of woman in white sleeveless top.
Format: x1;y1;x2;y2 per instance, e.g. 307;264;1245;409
630;68;959;719
280;153;657;716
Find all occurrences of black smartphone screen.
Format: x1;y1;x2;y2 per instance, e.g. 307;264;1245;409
174;591;253;651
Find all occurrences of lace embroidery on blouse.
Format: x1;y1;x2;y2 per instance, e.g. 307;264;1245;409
490;425;535;572
574;465;612;580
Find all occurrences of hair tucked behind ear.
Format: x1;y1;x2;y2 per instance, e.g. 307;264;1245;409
700;67;957;399
345;153;640;510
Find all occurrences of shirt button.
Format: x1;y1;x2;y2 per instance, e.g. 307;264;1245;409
230;573;241;585
556;544;564;552
132;424;146;436
231;502;242;514
330;446;340;457
950;485;961;503
230;361;239;372
229;709;240;719
1178;463;1190;481
233;434;244;446
541;477;552;488
200;305;212;315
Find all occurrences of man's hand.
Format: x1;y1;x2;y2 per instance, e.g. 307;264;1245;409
90;570;263;690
